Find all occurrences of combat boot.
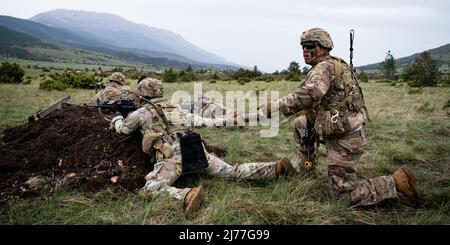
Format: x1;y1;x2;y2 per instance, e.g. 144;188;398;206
392;166;421;200
184;184;204;215
275;158;297;178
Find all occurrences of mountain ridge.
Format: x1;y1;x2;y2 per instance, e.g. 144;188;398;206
30;9;230;65
358;43;450;73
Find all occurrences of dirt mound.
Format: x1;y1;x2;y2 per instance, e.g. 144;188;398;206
0;103;228;204
0;103;152;203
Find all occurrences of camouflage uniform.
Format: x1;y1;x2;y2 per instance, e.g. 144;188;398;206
111;79;279;202
199;96;235;118
90;72;130;104
180;96;242;126
272;28;398;206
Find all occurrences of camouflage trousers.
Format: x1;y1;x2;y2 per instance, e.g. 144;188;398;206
293;115;398;206
142;141;276;201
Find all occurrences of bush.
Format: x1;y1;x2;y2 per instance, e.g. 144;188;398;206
39;72;102;90
209;80;216;83
111;67;124;72
0;62;25;83
238;77;251;84
357;70;369;83
39;79;69;90
162;69;177;83
402;51;441;87
264;76;274;82
42;67;50;72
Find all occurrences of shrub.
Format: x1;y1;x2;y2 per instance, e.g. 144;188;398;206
0;62;25;83
402;51;441;87
238;77;251;84
264;76;274;82
39;79;69;90
162;69;177;83
357;70;369;83
39;72;102;90
209;80;216;83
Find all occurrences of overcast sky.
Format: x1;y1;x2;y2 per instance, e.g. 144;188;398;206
1;0;449;72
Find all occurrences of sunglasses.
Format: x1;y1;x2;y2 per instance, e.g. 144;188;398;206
302;42;316;50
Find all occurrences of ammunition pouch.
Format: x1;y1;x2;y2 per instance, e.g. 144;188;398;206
142;127;162;155
314;110;347;139
180;131;209;174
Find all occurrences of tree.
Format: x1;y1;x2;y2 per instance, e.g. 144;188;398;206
286;61;301;81
252;65;262;77
178;66;195;82
162;68;177;83
401;51;441;87
0;62;25;83
379;50;397;80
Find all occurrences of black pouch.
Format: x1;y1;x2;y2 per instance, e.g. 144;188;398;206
180;131;209;174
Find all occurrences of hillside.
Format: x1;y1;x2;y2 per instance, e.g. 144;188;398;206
358;43;450;73
0;25;144;67
30;9;231;66
0;15;240;70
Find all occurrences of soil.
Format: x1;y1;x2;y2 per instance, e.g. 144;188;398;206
0;103;227;204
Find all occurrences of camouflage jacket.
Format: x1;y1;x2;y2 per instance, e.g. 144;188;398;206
90;82;130;104
276;55;366;136
112;99;191;159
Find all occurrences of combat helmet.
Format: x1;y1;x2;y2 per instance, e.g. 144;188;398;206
107;72;126;85
300;28;334;50
135;78;164;98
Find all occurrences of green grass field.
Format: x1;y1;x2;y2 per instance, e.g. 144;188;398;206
1;68;449;224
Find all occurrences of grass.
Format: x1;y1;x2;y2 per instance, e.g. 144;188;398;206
1;67;450;224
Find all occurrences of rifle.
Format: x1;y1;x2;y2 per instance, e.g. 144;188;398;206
127;91;171;133
85;99;138;120
349;29;371;121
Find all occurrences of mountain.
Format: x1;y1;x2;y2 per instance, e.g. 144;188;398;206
358;43;450;73
30;9;230;65
0;15;239;70
0;25;145;67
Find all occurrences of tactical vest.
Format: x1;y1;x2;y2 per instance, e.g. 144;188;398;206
313;56;367;138
141;100;190;161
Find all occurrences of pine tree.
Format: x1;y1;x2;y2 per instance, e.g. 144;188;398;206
379;50;397;80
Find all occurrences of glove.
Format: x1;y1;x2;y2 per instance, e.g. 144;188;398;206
109;115;123;131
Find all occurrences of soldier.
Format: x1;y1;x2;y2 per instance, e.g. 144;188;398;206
110;78;297;214
90;72;130;104
261;28;421;206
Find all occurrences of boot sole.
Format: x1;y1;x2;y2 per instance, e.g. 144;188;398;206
185;185;204;215
401;166;422;200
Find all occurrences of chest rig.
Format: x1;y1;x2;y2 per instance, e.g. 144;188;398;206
313;56;367;140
